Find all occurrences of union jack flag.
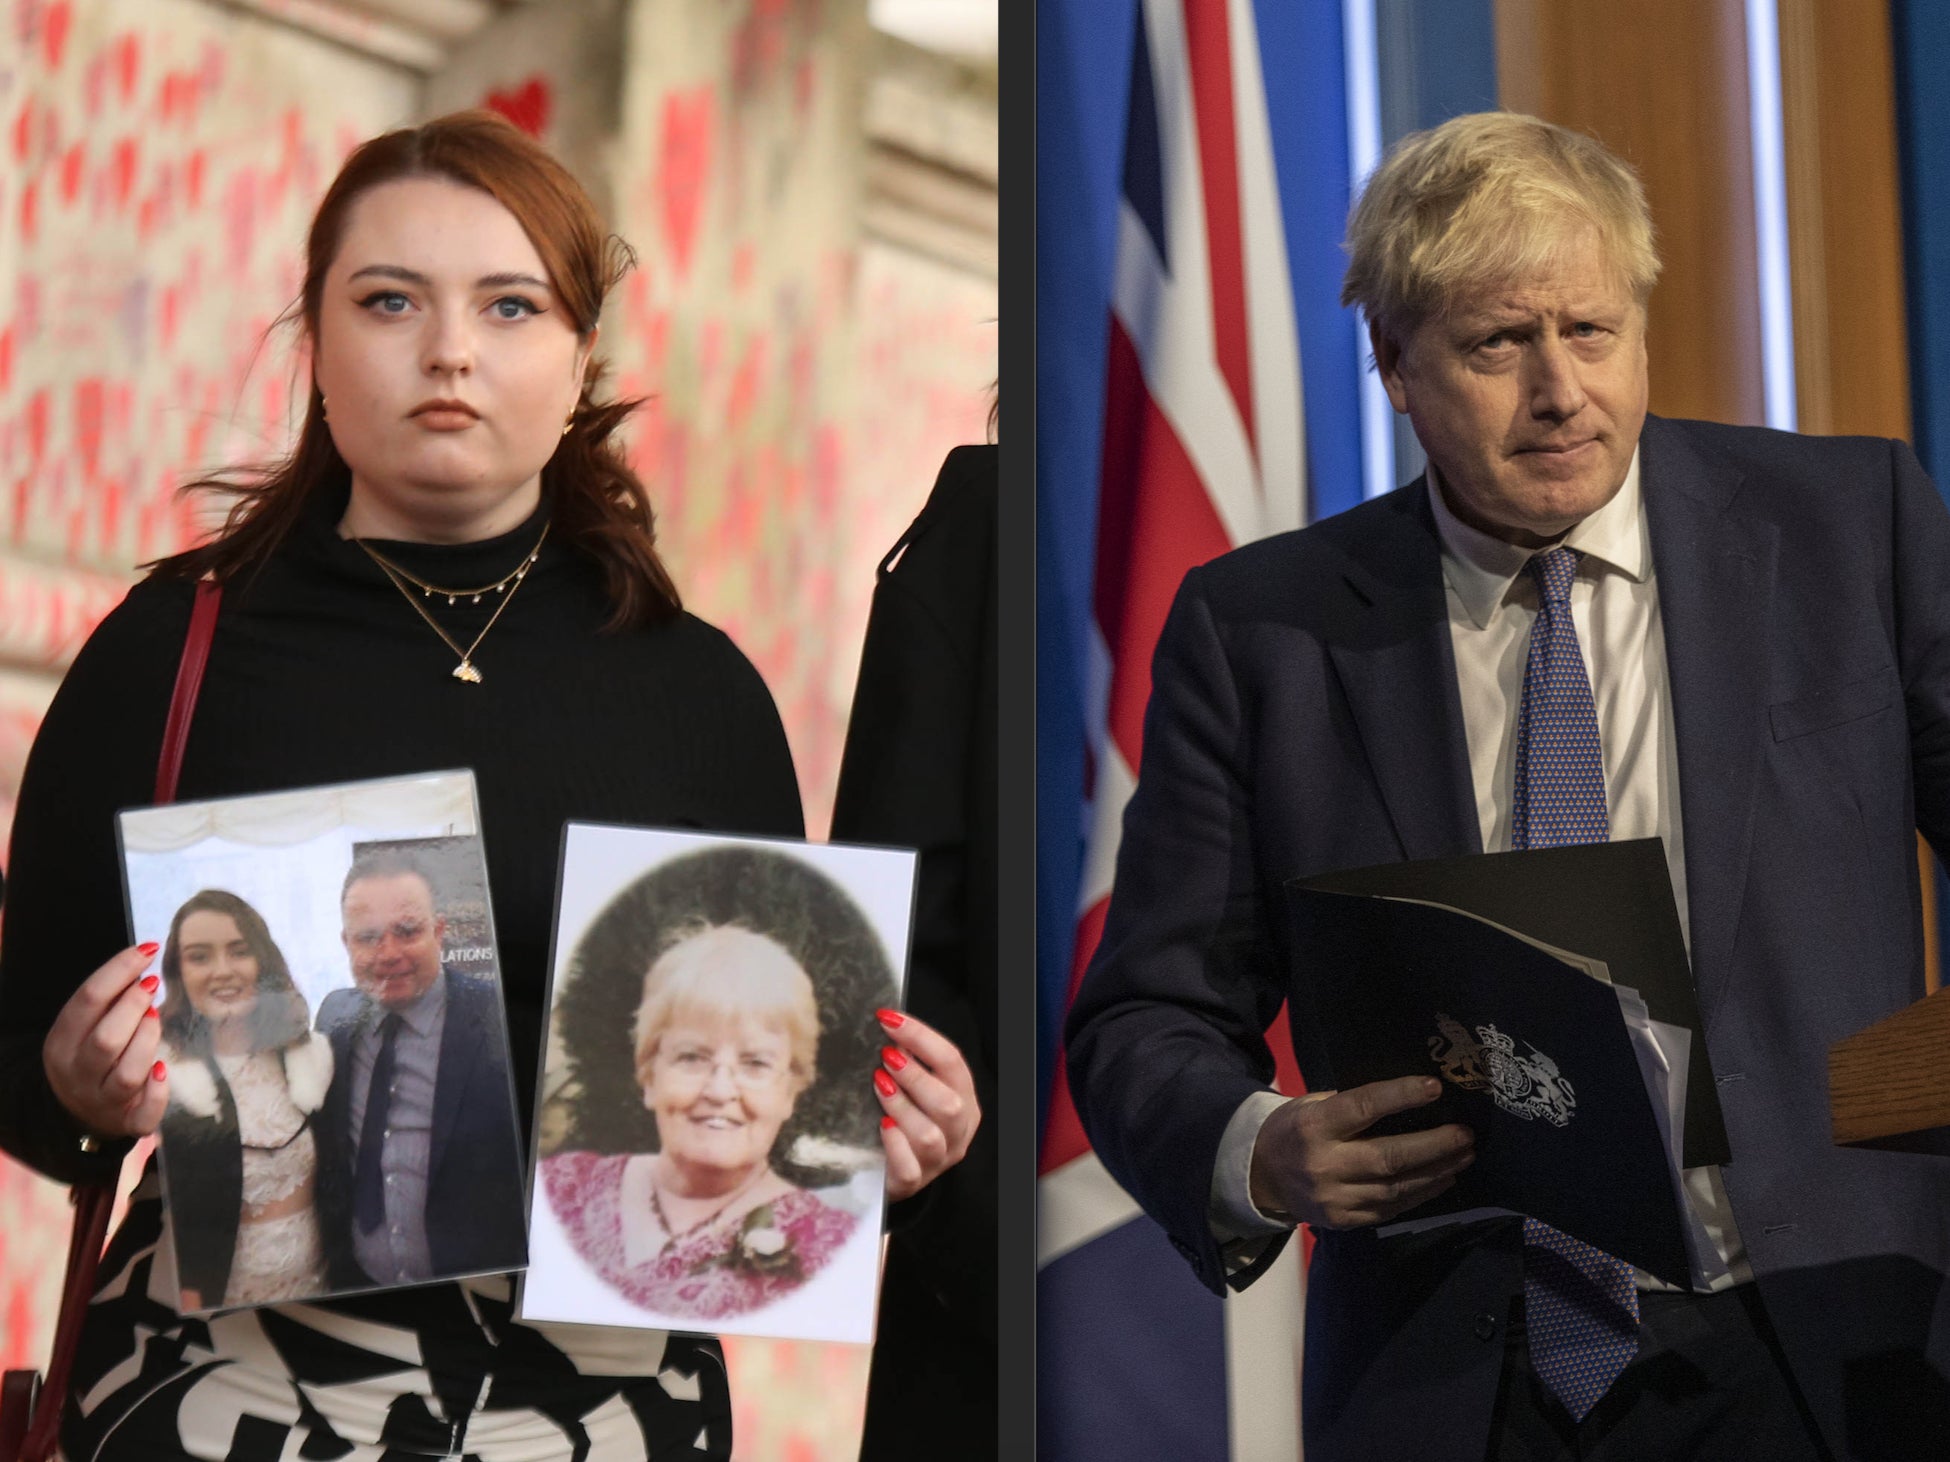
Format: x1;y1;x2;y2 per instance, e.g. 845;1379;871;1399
1037;0;1372;1455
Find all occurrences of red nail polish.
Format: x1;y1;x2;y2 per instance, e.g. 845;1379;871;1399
881;1115;898;1130
151;1061;167;1082
875;1007;905;1029
140;974;160;994
874;1069;897;1098
136;942;160;959
882;1045;908;1072
143;1006;158;1020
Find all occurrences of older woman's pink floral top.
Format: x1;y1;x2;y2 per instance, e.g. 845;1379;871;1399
542;1150;858;1320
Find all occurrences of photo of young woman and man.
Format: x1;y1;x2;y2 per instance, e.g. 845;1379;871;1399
131;817;528;1314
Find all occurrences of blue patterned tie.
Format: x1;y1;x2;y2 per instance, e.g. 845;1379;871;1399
1511;547;1641;1421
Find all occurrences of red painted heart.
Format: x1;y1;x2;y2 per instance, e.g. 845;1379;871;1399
484;75;553;138
659;85;716;281
43;0;73;70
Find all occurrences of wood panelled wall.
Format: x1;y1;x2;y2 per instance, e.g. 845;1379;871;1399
1777;0;1911;439
1494;0;1764;426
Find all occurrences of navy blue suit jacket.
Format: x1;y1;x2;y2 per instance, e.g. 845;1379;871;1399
316;969;528;1286
1066;417;1950;1460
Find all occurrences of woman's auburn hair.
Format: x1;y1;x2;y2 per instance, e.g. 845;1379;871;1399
159;888;312;1058
151;109;680;630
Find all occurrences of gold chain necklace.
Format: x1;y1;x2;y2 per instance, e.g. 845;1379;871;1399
355;522;549;684
357;540;542;605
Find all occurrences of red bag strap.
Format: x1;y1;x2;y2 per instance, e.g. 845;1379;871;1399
15;1186;115;1461
156;578;222;804
12;577;222;1462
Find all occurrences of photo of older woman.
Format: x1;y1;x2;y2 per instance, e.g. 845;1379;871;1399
531;836;935;1337
154;890;335;1311
542;924;856;1318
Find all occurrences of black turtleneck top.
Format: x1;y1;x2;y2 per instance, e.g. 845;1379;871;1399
0;485;803;1186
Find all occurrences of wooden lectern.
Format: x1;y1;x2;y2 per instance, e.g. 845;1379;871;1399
1830;985;1950;1150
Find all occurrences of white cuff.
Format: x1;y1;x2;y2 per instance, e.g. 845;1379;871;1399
1208;1088;1296;1242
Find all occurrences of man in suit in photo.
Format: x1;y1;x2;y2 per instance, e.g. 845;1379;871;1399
316;848;527;1287
1065;111;1950;1460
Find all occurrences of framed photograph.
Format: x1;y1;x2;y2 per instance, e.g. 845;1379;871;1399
117;769;530;1314
518;823;917;1344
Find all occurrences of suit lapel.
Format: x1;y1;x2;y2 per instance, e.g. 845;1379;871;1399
319;1001;359;1182
1641;418;1779;1011
430;971;468;1172
1325;482;1483;863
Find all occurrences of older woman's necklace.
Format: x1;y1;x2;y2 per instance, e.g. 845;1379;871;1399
647;1161;771;1251
355;522;549;684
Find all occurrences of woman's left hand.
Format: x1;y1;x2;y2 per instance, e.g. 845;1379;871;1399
872;1008;980;1203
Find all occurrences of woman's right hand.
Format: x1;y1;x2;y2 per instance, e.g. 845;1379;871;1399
43;942;170;1139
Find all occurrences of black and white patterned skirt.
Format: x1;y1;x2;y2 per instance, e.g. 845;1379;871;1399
60;1173;730;1461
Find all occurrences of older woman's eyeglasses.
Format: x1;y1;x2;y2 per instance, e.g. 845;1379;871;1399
654;1040;791;1091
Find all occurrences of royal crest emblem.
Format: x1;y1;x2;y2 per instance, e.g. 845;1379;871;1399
1476;1022;1576;1126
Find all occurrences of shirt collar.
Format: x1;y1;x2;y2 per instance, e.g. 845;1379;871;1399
373;966;447;1040
1430;446;1648;629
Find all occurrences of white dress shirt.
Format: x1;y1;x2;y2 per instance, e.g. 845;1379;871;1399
1211;452;1750;1291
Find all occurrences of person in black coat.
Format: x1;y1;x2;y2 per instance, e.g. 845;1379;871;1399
832;442;998;1460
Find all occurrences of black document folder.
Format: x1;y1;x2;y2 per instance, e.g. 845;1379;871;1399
1303;839;1727;1167
1285;882;1694;1286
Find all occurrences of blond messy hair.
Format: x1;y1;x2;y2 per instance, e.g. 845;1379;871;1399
1341;111;1660;338
632;923;820;1094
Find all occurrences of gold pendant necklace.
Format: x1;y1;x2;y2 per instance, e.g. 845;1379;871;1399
356;522;549;684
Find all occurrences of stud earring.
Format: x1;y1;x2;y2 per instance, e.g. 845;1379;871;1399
320;394;329;420
562;414;574;438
